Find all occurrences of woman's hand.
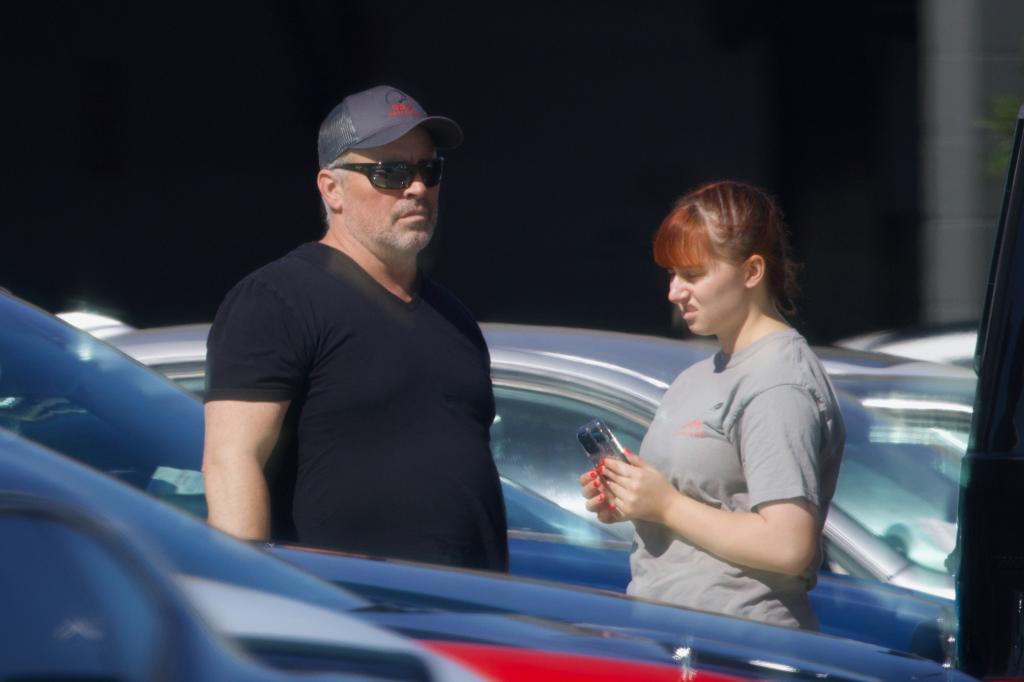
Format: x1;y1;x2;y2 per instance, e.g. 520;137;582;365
578;466;625;524
601;450;679;524
600;451;819;575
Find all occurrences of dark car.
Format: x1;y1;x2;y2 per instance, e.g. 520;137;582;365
955;103;1024;678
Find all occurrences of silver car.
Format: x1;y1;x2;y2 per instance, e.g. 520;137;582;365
835;321;978;369
97;320;974;600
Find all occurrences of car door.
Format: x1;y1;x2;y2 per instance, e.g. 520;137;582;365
957;103;1024;678
491;352;966;596
0;493;187;681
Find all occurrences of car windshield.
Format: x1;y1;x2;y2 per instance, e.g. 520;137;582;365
0;294;207;516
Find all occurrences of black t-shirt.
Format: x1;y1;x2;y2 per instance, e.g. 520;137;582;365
205;242;508;571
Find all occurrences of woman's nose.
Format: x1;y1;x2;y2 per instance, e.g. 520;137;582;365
668;278;689;304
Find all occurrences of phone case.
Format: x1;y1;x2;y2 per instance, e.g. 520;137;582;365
576;418;630;467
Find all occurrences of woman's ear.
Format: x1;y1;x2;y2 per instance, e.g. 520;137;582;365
744;254;766;289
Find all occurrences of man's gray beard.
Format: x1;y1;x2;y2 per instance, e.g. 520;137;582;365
380;224;434;256
336;197;438;263
383;199;436;255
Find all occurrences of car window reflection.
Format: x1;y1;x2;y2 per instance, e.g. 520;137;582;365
492;385;644;539
0;311;204;512
830;379;971;578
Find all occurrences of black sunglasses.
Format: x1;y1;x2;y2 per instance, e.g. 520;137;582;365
331;158;444;190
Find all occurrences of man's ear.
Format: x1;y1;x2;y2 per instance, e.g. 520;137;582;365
744;254;766;289
317;169;344;213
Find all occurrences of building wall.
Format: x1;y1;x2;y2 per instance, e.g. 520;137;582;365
921;0;1024;323
0;2;936;343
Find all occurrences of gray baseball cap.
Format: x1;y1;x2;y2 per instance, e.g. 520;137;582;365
317;85;463;168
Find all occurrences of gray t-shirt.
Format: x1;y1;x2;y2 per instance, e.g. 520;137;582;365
627;328;845;629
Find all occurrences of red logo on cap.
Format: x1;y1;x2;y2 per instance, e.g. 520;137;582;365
389;102;418;118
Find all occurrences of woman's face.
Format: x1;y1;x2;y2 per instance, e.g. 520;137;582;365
667;256;751;338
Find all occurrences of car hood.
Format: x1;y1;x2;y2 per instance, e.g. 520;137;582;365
268;544;971;681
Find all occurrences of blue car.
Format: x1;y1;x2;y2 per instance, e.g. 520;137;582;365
0;473;482;682
0;289;960;672
502;477;955;659
0;428;970;681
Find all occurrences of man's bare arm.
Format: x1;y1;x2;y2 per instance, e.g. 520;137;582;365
202;400;290;541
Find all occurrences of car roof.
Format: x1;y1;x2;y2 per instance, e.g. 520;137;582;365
837;320;979;348
101;322;210;365
835;322;979;368
486;323;976;380
102;320;976;385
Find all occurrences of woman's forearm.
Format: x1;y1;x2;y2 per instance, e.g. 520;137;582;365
657;491;818;576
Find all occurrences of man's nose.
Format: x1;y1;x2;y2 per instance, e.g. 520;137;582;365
403;177;429;197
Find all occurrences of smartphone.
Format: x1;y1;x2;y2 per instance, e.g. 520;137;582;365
576;418;630;469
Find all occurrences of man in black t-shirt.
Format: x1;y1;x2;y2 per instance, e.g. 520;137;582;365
201;86;508;571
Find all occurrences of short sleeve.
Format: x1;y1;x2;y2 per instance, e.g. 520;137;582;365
737;385;824;510
205;276;310;402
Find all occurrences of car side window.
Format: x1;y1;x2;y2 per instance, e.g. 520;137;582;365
491;385;646;535
150;361;207;399
0;512;163;681
829;385;968;578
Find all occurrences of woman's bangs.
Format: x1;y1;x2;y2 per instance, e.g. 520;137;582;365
653;208;711;269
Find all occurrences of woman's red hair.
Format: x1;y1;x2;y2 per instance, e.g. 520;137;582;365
653;180;800;315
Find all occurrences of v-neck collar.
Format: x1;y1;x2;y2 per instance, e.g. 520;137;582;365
294;242;423;311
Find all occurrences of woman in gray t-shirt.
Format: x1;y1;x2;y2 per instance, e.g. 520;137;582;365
580;181;844;629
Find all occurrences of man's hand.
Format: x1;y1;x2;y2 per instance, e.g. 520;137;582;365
202;399;289;541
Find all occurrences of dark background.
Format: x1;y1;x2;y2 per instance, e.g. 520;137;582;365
1;1;919;343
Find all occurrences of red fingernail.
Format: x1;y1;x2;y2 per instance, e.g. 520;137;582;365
602;458;608;466
609;503;616;510
597;465;604;474
589;471;597;479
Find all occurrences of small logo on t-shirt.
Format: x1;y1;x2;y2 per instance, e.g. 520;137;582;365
674;419;706;438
